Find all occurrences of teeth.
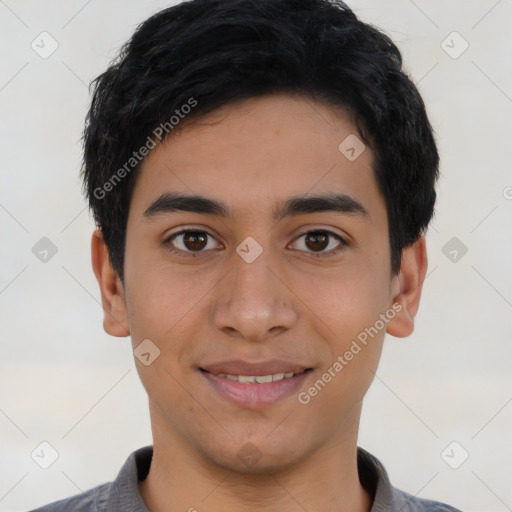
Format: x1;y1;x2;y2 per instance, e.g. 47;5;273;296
213;372;299;383
256;375;273;383
238;375;256;383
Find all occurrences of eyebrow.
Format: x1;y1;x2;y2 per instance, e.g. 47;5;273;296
142;192;368;221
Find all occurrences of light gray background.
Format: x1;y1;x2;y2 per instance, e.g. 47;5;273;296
1;1;511;511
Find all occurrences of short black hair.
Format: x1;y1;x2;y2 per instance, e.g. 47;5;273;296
81;0;439;282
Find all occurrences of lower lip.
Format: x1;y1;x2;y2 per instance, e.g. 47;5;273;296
201;370;312;409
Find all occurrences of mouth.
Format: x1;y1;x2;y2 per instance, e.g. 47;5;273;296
199;364;314;409
199;368;313;383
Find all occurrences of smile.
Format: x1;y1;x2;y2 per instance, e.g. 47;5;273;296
200;367;313;408
207;371;302;383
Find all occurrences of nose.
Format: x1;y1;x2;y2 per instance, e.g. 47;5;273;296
211;247;299;342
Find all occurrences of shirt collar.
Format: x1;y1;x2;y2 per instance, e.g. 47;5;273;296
106;445;406;511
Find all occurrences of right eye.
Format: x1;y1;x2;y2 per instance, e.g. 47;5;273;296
164;230;222;256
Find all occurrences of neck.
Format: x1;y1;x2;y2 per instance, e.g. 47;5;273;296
139;403;372;512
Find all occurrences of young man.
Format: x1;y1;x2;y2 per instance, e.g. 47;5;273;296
33;0;461;510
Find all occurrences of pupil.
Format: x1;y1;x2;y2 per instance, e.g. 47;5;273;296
184;232;207;251
306;232;328;251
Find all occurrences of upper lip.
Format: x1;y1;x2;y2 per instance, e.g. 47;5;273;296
200;359;312;376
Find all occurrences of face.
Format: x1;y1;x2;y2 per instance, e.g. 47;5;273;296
95;94;422;473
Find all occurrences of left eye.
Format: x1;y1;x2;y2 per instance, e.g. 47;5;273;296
291;231;346;254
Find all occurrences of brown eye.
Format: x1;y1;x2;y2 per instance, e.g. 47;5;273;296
292;230;346;256
166;230;221;254
182;232;208;251
304;232;329;252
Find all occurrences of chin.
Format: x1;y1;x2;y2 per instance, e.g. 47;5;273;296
202;434;308;475
215;451;299;475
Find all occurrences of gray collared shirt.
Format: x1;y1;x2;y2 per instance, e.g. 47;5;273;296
30;446;462;511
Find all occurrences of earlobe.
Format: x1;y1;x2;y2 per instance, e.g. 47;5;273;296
91;228;131;337
386;235;428;338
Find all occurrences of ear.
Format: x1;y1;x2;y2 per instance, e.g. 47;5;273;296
386;235;428;338
91;228;130;337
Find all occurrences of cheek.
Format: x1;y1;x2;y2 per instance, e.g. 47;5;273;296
123;251;223;373
296;271;388;424
317;261;392;399
292;258;391;403
293;261;391;343
124;273;200;416
124;246;196;335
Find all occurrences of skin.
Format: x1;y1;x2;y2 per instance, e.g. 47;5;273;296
92;94;427;512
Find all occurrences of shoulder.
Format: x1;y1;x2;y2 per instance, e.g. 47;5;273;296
357;447;463;512
392;488;463;512
29;482;110;512
29;447;152;512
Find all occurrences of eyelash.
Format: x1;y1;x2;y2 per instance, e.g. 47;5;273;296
163;229;347;258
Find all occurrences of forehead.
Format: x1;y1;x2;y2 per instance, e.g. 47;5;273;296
129;94;383;221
